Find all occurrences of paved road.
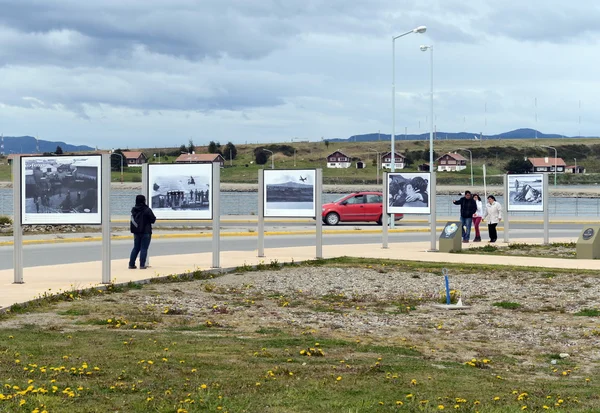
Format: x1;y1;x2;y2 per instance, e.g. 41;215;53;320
0;226;584;270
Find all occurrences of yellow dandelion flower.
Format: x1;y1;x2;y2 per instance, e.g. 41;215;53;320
396;401;403;405
438;405;445;410
200;384;207;389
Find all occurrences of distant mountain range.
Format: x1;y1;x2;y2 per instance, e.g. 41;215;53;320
0;136;94;154
269;181;312;188
330;128;595;142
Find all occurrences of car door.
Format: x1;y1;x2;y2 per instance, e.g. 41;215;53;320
364;194;383;221
340;194;366;221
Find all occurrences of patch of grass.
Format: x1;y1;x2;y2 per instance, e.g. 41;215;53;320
256;327;284;335
2;257;600;411
493;301;522;310
57;308;91;316
574;308;600;317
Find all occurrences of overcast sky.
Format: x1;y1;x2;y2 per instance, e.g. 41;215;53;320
0;0;598;148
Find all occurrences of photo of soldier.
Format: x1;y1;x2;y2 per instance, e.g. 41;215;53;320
148;164;213;220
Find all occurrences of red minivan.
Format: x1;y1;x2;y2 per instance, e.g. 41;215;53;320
321;191;403;225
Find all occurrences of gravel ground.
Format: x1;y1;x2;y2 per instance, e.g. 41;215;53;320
7;263;598;376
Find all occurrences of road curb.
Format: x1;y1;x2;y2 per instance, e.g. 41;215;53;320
0;227;444;247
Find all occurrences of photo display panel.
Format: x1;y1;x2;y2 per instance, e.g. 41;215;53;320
148;163;214;220
21;155;102;225
506;174;544;212
386;172;431;214
263;169;316;218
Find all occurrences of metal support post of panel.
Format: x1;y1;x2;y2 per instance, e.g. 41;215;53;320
101;154;112;284
211;162;221;268
13;156;24;283
315;169;323;259
503;175;510;243
428;172;438;252
141;164;150;266
257;169;265;257
543;173;549;245
382;172;389;248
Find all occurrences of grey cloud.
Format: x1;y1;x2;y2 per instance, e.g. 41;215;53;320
0;0;482;69
482;2;600;43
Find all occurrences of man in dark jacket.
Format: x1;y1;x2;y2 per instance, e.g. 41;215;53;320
453;190;477;243
129;194;157;269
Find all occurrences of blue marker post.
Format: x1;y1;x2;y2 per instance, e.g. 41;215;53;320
443;268;451;305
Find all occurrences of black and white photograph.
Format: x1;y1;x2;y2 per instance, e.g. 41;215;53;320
148;164;213;220
21;155;102;225
507;174;545;212
264;169;316;217
387;172;431;214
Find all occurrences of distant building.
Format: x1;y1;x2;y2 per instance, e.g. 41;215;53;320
121;151;147;166
7;153;42;165
356;161;365;169
527;157;567;173
437;152;467;172
175;153;225;167
565;164;586;174
418;163;431;172
326;150;351;168
381;151;405;169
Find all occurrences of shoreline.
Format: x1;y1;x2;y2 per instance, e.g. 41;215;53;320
0;181;598;197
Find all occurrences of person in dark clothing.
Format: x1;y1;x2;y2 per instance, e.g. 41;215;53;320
129;194;156;269
453;190;477;243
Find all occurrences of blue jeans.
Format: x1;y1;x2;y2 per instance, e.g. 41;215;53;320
129;233;152;267
460;217;473;241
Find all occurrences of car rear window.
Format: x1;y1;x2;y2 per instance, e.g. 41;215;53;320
366;194;382;203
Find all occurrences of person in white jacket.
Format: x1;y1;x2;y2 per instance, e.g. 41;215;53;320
483;195;502;243
472;194;483;242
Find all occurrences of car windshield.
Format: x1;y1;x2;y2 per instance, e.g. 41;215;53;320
334;195;348;203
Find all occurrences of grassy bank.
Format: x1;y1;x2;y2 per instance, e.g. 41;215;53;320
4;137;600;185
1;258;599;412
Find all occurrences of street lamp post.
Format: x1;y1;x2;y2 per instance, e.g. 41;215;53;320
153;152;162;164
420;44;436;251
540;145;557;187
111;151;124;183
263;149;274;169
392;25;427;174
391;25;426;229
456;148;473;186
368;149;380;185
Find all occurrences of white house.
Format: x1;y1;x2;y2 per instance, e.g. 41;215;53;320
437;152;467;172
326;150;351;168
381;151;405;169
528;157;567;173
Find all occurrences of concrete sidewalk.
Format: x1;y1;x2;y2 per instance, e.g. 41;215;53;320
1;236;597;310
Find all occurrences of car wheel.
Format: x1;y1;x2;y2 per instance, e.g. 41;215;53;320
325;212;340;226
376;214;391;225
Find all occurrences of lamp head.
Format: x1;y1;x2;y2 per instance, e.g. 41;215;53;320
414;26;427;33
420;45;429;51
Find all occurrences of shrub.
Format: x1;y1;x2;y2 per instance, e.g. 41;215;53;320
0;216;12;225
493;301;521;310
